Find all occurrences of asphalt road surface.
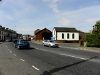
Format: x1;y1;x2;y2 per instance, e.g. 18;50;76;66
1;42;100;75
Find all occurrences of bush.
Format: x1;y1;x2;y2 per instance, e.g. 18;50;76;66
86;34;100;47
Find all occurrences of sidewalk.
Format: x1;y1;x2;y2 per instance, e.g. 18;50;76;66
58;43;100;53
32;40;100;53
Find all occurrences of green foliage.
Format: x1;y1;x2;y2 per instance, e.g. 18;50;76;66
93;21;100;34
86;21;100;47
86;34;100;47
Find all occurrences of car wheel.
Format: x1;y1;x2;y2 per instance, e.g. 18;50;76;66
49;44;51;47
43;43;45;46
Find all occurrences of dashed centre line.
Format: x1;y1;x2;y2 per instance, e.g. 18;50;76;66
9;51;12;53
32;65;39;71
13;54;17;56
20;59;25;62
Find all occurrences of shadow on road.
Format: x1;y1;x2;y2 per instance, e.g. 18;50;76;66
18;47;35;50
40;56;98;75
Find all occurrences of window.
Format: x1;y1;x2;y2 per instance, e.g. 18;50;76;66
67;33;69;39
72;33;75;39
62;33;64;39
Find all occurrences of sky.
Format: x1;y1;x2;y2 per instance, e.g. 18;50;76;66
0;0;100;35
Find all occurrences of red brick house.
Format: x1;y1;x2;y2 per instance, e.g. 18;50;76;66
34;28;52;41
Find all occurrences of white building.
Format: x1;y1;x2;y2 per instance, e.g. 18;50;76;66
52;27;80;42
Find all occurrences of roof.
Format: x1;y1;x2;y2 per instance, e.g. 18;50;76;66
35;28;51;35
54;27;79;32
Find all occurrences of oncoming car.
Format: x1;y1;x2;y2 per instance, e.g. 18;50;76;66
14;39;30;49
42;40;59;48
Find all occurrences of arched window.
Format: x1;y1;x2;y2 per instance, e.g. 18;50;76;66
72;33;75;39
62;33;64;39
67;33;69;39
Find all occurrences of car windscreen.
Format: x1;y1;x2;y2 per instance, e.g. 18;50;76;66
20;40;28;43
49;40;55;42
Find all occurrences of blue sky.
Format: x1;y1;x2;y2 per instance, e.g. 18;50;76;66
0;0;100;35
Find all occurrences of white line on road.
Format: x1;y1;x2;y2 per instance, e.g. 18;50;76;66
9;51;12;53
60;53;86;60
32;65;39;71
13;54;17;56
8;48;10;50
20;59;25;61
35;47;87;60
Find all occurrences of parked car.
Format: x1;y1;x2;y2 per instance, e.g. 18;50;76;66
14;39;30;49
42;40;59;47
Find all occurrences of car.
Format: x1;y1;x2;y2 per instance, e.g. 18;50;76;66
42;40;59;47
14;39;30;49
13;39;18;44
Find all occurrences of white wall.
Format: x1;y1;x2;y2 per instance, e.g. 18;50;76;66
52;29;57;40
57;32;79;40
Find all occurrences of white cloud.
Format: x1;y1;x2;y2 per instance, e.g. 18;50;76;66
57;17;71;26
42;0;60;14
0;0;37;34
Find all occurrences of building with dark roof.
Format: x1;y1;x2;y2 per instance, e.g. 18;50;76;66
54;27;79;32
34;28;52;41
52;27;80;43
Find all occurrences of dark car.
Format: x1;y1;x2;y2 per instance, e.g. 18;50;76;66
15;39;30;49
13;39;18;44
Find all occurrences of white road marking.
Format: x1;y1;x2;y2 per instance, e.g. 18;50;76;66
20;59;25;61
9;51;12;53
32;65;39;71
60;53;86;60
13;54;16;56
35;47;87;60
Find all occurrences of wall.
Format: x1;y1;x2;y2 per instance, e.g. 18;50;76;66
52;28;56;40
57;32;79;41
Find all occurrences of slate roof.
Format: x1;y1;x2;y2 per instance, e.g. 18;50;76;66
54;27;79;32
35;28;51;35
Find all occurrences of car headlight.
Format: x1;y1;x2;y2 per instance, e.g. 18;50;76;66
50;43;55;46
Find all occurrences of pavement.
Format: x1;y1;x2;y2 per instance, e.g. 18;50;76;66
32;40;100;53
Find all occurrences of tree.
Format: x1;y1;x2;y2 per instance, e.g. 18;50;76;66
86;34;100;47
92;21;100;34
86;20;100;47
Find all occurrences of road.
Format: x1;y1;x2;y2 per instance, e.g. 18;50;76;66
0;42;100;75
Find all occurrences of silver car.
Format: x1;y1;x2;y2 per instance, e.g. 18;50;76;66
42;40;59;47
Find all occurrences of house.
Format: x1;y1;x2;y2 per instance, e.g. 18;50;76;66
34;28;52;41
0;25;18;41
52;27;80;43
22;35;31;41
0;26;5;41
